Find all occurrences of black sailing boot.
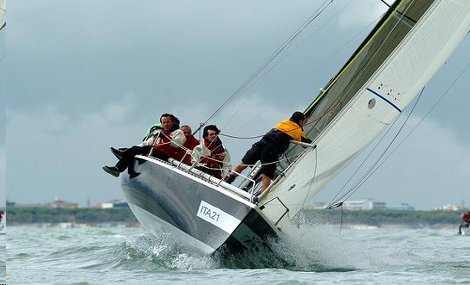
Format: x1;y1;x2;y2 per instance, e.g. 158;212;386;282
109;146;126;160
103;165;120;177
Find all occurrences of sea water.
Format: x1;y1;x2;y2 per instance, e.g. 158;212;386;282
5;224;470;284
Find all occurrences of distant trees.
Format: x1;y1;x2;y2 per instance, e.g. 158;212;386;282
7;207;138;225
299;209;461;226
5;207;462;226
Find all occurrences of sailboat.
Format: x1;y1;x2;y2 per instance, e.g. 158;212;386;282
120;0;470;255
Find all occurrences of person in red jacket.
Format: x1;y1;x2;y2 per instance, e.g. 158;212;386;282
103;113;185;177
459;210;470;235
149;115;186;160
191;125;231;179
176;125;200;165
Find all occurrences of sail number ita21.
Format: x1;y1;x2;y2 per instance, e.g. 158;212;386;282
199;204;220;221
197;200;241;234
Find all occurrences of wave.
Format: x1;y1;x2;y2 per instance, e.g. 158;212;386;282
16;225;429;273
99;230;358;272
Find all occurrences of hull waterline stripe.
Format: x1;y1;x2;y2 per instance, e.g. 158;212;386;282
366;87;402;113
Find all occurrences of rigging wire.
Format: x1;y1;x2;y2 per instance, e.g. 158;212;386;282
220;100;343;140
351;59;470;188
224;0;398;137
298;146;319;211
272;10;384;109
326;116;402;207
306;0;415;121
337;86;425;204
327;56;470;207
233;0;377;126
346;54;470;198
291;0;418;208
275;146;319;223
326;86;425;206
208;1;392;141
270;0;420;211
194;0;335;134
275;0;417;209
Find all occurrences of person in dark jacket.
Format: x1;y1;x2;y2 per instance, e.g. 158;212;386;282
225;111;312;195
103;113;185;178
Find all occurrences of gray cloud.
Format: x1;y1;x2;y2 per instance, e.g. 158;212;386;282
5;0;470;209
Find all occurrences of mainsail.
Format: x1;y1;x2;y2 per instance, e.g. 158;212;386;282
261;0;470;223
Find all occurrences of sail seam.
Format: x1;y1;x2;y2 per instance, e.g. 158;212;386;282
366;88;402;112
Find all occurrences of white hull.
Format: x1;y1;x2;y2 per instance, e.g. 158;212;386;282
128;203;216;254
122;156;280;255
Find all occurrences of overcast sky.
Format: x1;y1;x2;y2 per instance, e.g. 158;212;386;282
4;0;470;210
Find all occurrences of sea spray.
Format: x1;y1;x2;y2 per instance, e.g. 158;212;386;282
109;233;216;271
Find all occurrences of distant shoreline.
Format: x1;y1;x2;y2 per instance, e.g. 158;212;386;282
6;207;139;226
5;207;464;227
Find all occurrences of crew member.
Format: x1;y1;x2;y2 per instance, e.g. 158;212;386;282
192;125;231;179
225;111;312;196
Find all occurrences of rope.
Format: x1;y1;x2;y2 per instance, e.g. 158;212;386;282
219;101;343;141
156;130;306;169
219;133;264;140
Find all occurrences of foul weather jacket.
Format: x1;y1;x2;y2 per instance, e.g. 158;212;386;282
262;119;312;154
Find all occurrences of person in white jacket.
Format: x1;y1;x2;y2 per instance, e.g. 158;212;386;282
191;125;231;179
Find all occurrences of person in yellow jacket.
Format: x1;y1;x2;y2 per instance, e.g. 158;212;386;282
225;111;312;195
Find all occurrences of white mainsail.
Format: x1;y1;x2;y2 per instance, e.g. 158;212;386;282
261;0;470;225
